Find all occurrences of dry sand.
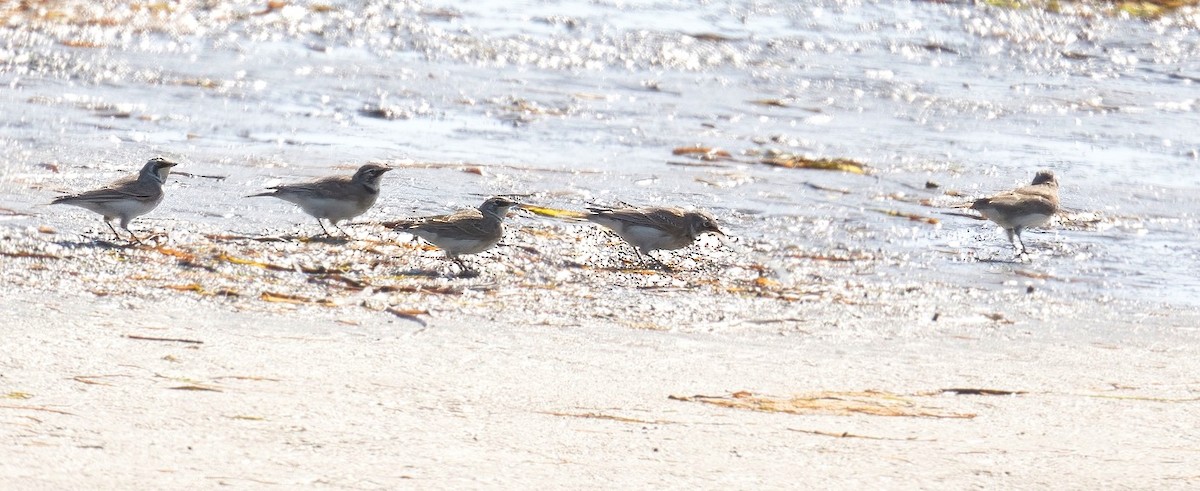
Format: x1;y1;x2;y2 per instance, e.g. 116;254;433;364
2;225;1198;489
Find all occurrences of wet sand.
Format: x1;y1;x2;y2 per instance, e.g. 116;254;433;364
2;220;1200;488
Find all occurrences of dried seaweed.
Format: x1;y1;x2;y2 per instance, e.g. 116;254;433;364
749;98;792;107
669;390;976;419
73;375;126;386
803;181;851;194
872;208;941;225
124;334;204;344
929;388;1027;396
539;411;672;425
260;291;335;306
760;155;868;174
1074;393;1200;403
0;207;35;216
163;283;239;297
984;0;1200;18
787;427;930;441
153;247;197;261
1;251;61;260
520;204;587;220
213;375;281;382
386;307;429;326
0;404;75;415
672;146;733;159
169;385;222;392
686;33;743;42
372;284;462;295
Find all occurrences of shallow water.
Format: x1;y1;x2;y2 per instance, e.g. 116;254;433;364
2;0;1198;310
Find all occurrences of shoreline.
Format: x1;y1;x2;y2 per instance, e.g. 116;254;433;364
2;216;1199;488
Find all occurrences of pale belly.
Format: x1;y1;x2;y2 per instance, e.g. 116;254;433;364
285;197;372;222
411;230;501;256
616;225;693;252
981;210;1051;230
73;195;162;222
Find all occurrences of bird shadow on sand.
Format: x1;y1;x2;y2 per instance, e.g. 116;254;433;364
603;259;676;274
214;233;355;245
56;231;170;250
55;237;131;250
976;256;1025;265
393;267;481;279
295;235;354;245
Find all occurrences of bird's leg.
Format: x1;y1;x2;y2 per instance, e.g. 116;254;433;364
1014;228;1028;255
115;218;146;245
648;252;673;271
1005;228;1019;252
316;218;333;237
124;227;146;245
104;219;124;241
450;256;478;278
630;245;646;264
333;221;354;239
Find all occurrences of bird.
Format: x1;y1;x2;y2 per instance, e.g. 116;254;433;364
584;205;725;266
50;157;179;244
383;197;520;275
247;163;392;237
970;170;1060;254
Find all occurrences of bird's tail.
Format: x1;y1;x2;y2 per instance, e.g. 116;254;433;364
948;199;984;210
942;199;987;220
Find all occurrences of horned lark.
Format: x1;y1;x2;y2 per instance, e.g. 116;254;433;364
384;197;519;274
51;157;178;243
247;163;391;236
585;206;725;265
971;170;1060;254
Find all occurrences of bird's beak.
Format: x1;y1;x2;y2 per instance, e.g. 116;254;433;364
711;226;726;236
162;161;178;168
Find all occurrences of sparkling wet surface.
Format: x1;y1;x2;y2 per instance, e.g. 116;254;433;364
2;0;1199;323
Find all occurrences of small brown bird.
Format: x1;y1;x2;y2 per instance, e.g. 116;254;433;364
384;197;519;274
247;163;392;236
585;206;725;266
51;157;179;243
971;170;1060;254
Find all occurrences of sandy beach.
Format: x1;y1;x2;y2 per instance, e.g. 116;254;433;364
2;220;1199;488
4;0;1200;488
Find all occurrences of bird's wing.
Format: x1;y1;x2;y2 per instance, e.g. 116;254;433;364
428;210;492;236
973;190;1057;216
387;209;490;235
54;180;158;203
594;207;685;232
269;175;352;196
641;208;689;232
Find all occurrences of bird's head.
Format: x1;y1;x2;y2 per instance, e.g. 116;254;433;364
353;163;393;191
144;157;179;183
685;210;725;239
